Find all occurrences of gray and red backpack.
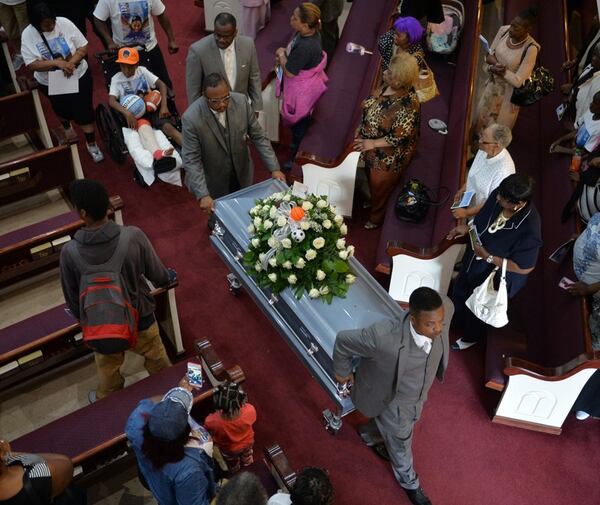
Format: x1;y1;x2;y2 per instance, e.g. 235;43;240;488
70;228;139;354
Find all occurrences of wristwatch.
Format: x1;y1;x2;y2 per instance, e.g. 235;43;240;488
486;255;494;264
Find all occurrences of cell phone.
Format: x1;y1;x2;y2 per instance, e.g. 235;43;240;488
468;225;481;250
559;277;575;289
451;190;475;209
187;362;203;388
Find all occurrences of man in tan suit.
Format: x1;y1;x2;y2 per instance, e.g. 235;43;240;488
185;12;262;110
182;73;284;215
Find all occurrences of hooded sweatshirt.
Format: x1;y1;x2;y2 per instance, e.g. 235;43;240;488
60;220;169;329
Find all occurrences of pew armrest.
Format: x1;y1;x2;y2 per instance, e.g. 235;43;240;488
195;339;246;386
264;443;297;492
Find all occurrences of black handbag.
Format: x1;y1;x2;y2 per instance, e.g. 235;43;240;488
394;178;449;223
510;42;555;106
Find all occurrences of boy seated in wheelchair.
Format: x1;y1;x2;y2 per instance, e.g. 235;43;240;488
108;47;182;173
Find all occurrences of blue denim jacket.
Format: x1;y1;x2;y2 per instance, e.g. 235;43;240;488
125;399;215;505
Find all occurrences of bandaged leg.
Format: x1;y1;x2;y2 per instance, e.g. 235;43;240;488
137;118;176;173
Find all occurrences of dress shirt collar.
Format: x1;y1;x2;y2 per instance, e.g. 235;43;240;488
410;322;432;354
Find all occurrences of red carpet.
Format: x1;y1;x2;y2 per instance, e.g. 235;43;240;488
28;1;600;503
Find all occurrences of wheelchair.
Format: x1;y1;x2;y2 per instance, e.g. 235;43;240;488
93;46;182;168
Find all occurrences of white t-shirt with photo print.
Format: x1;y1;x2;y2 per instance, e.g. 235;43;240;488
21;16;88;86
109;65;158;100
93;0;165;51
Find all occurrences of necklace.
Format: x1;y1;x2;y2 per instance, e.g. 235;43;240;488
488;210;510;234
508;36;527;49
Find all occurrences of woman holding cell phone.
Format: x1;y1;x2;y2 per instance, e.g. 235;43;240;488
446;174;542;350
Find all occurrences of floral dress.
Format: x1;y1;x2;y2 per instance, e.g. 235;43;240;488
358;87;420;174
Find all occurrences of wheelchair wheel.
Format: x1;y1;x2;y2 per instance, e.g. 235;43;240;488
95;103;128;164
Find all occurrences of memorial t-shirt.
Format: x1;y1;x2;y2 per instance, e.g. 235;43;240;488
575;110;600;153
109;66;158;99
21;16;88;86
285;32;323;75
93;0;165;51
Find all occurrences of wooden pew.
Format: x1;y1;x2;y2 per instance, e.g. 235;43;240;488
0;196;123;290
0;280;182;392
0;89;52;154
9;339;245;482
0;144;83;208
376;0;482;275
482;0;600;435
264;443;297;492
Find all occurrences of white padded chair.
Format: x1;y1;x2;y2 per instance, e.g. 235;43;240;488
301;150;360;217
388;240;465;303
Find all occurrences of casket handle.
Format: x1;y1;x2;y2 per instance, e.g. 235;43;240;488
268;294;279;305
307;343;319;356
235;250;244;261
213;222;224;238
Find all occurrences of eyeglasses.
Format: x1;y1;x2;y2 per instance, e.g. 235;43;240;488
478;139;498;145
207;94;231;105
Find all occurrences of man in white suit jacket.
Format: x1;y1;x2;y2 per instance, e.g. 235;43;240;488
186;12;262;111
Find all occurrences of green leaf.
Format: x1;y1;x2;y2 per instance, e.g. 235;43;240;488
333;260;349;273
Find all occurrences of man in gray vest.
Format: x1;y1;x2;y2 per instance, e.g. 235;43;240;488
182;73;284;217
333;287;453;505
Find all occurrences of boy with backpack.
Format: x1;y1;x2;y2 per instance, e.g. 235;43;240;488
60;179;174;402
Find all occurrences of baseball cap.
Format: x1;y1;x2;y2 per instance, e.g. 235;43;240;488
116;47;139;65
147;387;193;441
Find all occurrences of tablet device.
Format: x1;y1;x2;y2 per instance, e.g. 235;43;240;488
468;225;481;250
451;190;475;209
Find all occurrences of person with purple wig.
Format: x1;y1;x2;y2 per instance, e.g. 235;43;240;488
378;16;425;71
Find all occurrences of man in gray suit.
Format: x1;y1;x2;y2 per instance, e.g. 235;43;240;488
182;73;284;215
333;287;453;505
186;12;262;110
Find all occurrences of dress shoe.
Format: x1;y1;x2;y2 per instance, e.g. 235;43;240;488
371;443;390;461
575;410;590;420
404;486;432;505
451;338;478;351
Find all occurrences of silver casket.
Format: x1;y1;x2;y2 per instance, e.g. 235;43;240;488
210;180;404;430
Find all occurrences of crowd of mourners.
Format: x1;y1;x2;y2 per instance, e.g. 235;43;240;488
0;0;599;504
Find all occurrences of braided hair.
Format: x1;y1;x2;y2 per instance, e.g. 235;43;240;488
213;381;247;420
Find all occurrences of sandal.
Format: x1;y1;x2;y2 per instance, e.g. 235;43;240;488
364;221;380;230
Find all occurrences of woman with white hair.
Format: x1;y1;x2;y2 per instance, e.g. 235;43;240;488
452;123;515;220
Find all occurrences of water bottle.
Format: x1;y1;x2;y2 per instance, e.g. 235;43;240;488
570;148;583;172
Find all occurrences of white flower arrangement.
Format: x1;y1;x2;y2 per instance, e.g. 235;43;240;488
244;190;355;303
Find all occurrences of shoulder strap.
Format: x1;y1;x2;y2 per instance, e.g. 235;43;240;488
69;227;131;275
36;28;57;59
516;41;538;68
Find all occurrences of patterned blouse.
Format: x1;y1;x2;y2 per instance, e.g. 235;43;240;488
358;87;420;173
378;30;425;70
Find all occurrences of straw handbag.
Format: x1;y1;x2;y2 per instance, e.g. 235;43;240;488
465;259;509;328
414;63;439;103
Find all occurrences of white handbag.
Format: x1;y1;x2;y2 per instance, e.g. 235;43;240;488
465;258;509;328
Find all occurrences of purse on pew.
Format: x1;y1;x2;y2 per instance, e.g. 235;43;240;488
414;62;439;103
394;179;450;223
465;258;509;328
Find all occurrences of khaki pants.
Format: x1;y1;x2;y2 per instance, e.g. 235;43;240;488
94;321;171;399
0;3;28;46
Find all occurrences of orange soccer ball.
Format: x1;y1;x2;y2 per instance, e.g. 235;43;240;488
145;90;162;112
290;206;305;221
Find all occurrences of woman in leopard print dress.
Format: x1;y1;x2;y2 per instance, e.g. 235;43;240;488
354;52;420;229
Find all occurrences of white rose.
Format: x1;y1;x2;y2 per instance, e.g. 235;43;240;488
346;245;355;257
305;249;317;261
334;214;343;225
288;274;297;284
247;224;255;234
319;286;329;295
316;270;326;281
269;206;278;218
255;262;263;272
264;220;273;230
317;199;328;208
267;236;279;248
300;221;311;230
295;258;306;269
346;274;356;284
281;238;292;249
312;237;325;249
336;238;346;250
277;216;287;227
271;192;282;200
340;224;348;235
268;273;277;282
339;250;349;260
251;238;260;248
259;253;266;261
250;205;259;215
302;201;314;211
268;257;277;267
322;219;332;229
283;260;293;269
308;288;320;298
253;217;262;227
283;194;291;202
